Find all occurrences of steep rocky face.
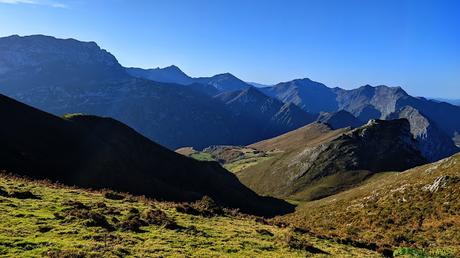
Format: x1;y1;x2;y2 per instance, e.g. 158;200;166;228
0;94;293;216
334;85;409;120
214;87;316;144
316;110;364;129
238;119;426;201
388;106;459;161
0;35;128;93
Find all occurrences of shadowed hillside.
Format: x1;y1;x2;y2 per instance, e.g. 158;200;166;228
0;94;293;216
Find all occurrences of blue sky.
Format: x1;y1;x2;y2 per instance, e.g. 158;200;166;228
0;0;459;98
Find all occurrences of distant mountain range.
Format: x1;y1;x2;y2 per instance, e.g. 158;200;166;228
0;35;312;150
127;66;251;92
214;87;316;144
0;34;459;160
126;65;194;85
431;98;460;106
263;82;460;145
0;93;292;216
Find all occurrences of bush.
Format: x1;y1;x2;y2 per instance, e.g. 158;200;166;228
141;209;181;230
104;191;125;200
9;190;40;199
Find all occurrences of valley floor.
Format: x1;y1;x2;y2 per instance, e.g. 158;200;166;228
0;174;379;257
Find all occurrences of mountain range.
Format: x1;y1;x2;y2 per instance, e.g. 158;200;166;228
0;35;314;150
0;33;459;256
0;34;459;162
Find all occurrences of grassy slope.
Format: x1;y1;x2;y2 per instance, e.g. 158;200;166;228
279;153;460;257
0;174;378;257
237;123;350;198
248;122;349;152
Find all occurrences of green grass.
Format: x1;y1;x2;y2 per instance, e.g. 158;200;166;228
183;146;278;174
62;113;85;119
0;174;379;257
190;152;216;161
224;156;273;173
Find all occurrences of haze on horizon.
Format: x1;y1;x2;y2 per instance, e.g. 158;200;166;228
0;0;459;98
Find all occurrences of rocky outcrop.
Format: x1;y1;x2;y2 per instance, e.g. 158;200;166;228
422;175;458;192
239;119;427;200
389;106;459;161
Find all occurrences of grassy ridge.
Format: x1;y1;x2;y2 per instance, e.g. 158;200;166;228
0;174;379;257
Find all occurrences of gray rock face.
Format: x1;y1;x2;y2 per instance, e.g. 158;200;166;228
0;35;128;94
389;106;459;162
422;176;454;192
334;85;408;120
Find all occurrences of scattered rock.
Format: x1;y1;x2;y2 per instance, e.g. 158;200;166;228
422;176;455;192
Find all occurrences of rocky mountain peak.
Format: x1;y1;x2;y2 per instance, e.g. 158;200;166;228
388;106;459;162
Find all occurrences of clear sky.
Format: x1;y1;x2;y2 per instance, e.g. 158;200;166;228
0;0;459;98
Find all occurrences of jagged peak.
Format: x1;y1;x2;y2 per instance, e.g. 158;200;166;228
357;84;408;95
